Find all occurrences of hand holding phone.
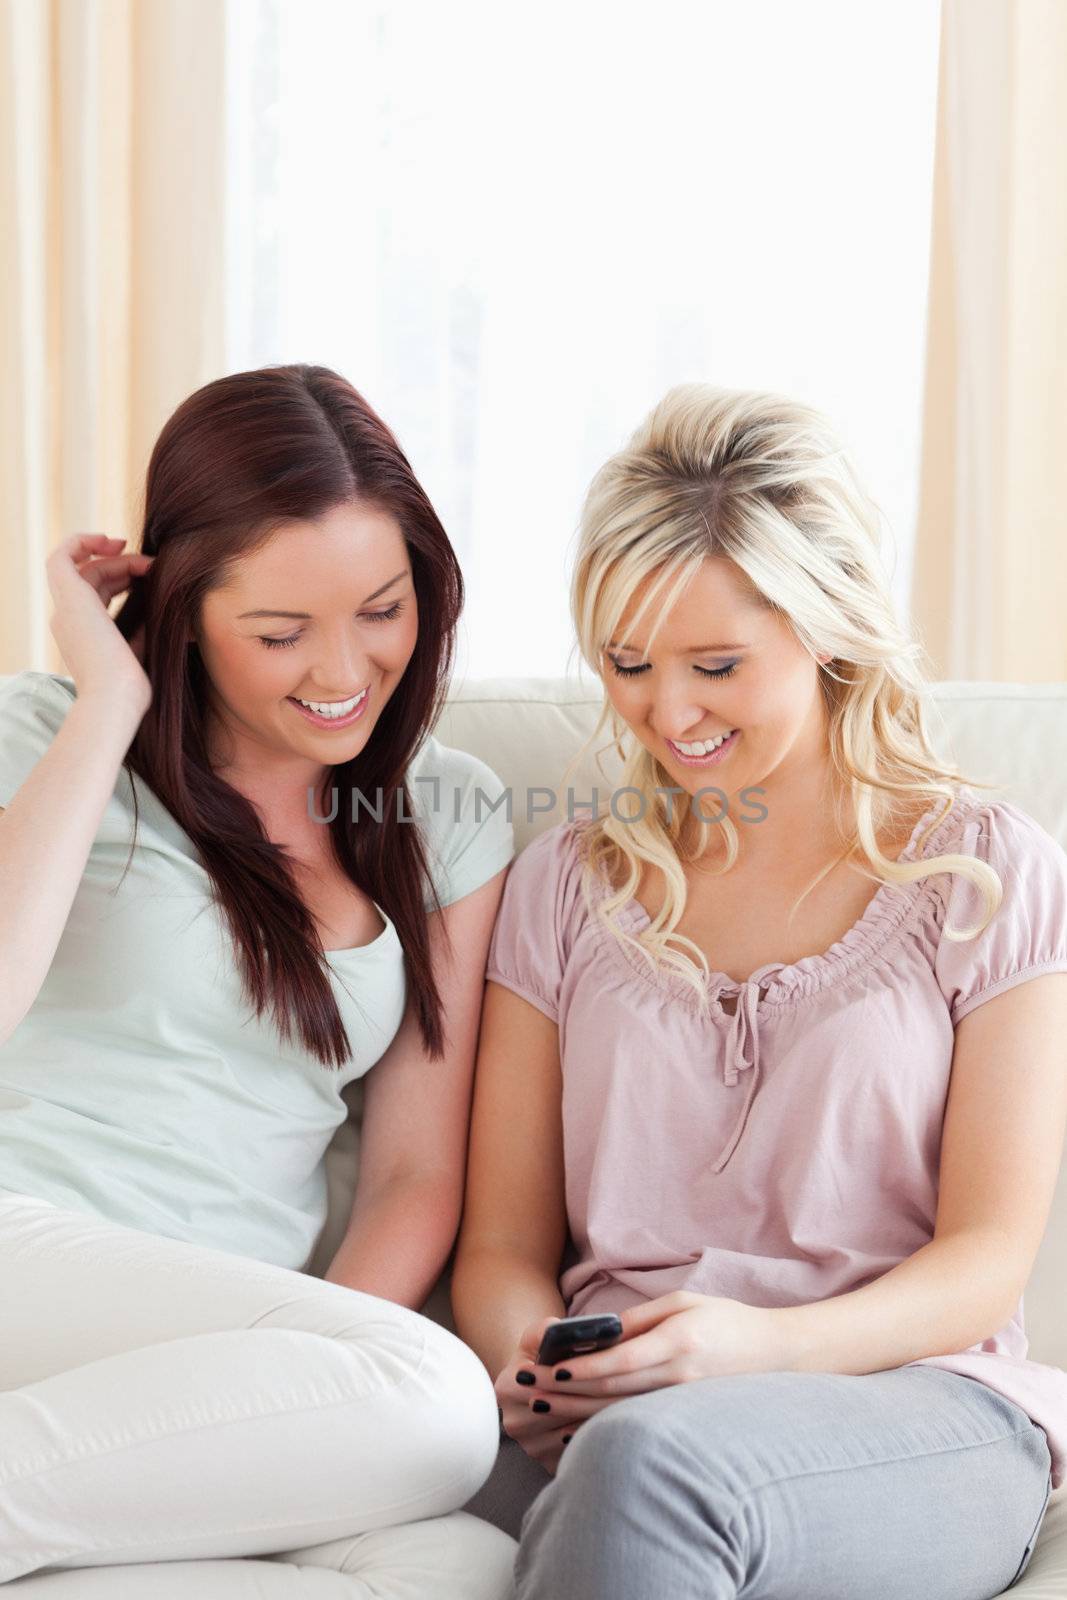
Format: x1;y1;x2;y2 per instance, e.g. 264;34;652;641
494;1313;625;1477
535;1313;624;1367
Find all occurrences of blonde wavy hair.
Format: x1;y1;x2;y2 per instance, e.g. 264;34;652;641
559;383;1003;1018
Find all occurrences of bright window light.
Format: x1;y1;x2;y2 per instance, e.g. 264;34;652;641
225;0;941;682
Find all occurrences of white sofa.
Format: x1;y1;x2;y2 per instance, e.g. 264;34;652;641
305;675;1067;1597
4;669;1064;1591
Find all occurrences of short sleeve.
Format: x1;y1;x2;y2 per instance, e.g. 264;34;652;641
409;734;515;912
0;671;77;807
934;801;1067;1025
485;821;587;1025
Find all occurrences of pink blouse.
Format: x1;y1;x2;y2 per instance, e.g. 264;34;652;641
485;787;1067;1488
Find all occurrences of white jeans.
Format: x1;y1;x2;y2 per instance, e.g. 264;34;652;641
0;1192;516;1597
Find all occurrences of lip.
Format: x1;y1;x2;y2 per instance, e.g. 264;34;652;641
287;689;370;730
666;728;739;767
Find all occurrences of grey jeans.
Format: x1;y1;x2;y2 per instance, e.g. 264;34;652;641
464;1364;1054;1599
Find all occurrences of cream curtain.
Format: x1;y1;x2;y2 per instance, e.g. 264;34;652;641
0;0;227;676
2;1;1065;682
913;0;1067;682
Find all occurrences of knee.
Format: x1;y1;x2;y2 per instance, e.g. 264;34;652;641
416;1321;503;1504
568;1399;670;1462
554;1398;741;1529
554;1400;677;1503
329;1302;502;1508
518;1399;747;1588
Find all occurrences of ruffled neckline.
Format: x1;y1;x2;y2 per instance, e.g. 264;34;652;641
585;786;986;1012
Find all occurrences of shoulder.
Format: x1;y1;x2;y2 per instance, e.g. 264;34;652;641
510;816;587;872
948;793;1067;889
931;792;1067;1020
407;730;508;803
0;669;77;724
485;819;597;1018
407;732;516;910
977;796;1066;855
975;797;1067;922
500;817;596;918
0;672;79;808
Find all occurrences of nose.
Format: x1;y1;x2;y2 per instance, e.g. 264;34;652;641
651;681;716;742
306;628;371;695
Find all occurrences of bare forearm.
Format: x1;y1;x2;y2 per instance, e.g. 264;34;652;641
768;1232;1021;1375
323;1175;460;1310
451;1246;566;1381
0;691;145;1043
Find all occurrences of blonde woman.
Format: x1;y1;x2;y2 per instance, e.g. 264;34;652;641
454;385;1067;1598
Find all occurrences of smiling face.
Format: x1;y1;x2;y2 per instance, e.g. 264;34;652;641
194;500;418;790
602;555;833;836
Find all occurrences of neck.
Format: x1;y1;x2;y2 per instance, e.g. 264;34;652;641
205;707;328;806
682;754;851;871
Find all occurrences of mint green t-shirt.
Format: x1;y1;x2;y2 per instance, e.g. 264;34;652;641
0;672;514;1269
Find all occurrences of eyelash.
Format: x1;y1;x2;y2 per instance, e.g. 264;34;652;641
607;660;738;681
259;600;405;649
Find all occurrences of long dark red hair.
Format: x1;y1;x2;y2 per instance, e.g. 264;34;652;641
111;364;462;1069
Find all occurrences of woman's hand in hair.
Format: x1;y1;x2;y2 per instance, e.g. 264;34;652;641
46;534;155;712
495;1316;622;1476
524;1291;783;1402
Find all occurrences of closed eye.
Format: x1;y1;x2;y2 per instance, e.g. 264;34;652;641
607;659;738;681
259;600;406;649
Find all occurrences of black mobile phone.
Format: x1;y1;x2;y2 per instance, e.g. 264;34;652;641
536;1313;624;1368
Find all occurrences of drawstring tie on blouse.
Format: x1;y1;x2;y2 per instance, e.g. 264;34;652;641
705;800;978;1175
711;977;768;1174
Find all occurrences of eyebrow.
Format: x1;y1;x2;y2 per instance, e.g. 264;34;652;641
238;570;410;621
607;640;750;654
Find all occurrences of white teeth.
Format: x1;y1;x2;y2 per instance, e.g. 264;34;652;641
296;689;367;719
673;730;735;756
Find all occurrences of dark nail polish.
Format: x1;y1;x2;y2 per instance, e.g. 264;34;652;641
532;1398;551;1413
516;1370;536;1386
562;1433;573;1443
554;1368;572;1381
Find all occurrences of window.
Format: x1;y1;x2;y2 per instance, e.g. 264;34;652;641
226;0;941;679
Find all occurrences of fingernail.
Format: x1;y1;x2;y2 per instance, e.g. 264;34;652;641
554;1368;572;1381
516;1370;535;1386
532;1399;551;1413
